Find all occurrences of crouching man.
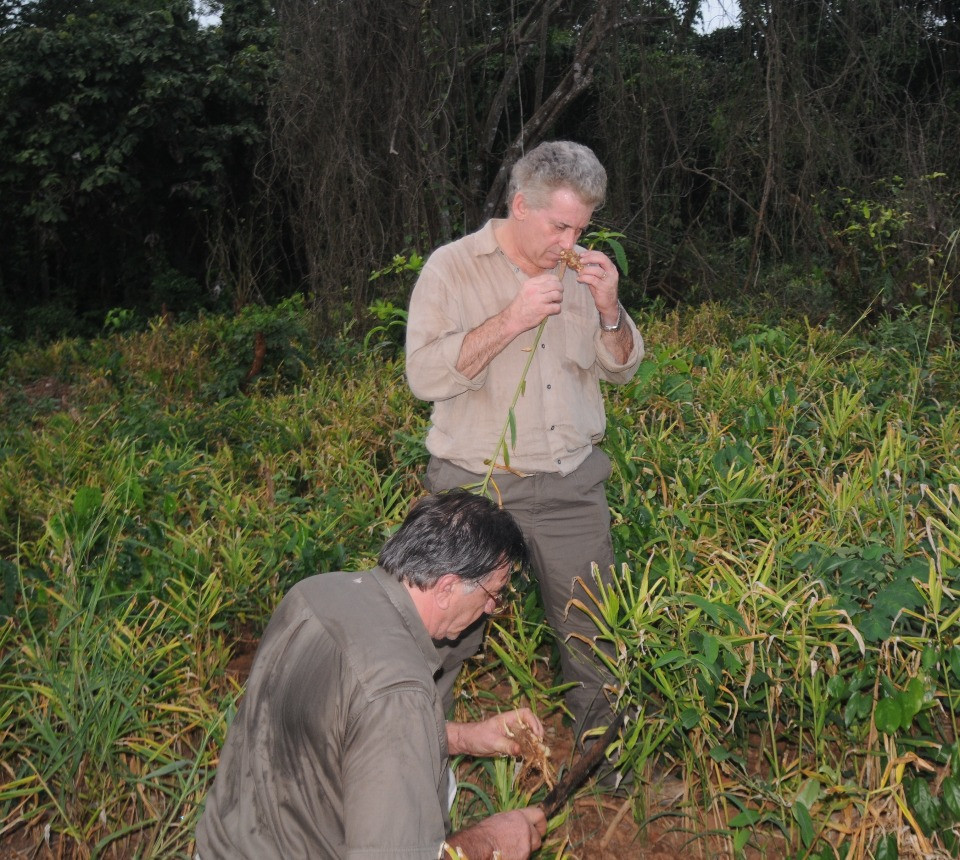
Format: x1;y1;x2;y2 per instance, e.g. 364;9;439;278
195;490;547;860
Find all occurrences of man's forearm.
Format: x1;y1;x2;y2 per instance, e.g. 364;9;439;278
455;310;522;379
600;322;634;365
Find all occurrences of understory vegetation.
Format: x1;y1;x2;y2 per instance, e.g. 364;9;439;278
2;285;959;858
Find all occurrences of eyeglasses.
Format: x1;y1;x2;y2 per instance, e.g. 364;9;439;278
475;580;510;616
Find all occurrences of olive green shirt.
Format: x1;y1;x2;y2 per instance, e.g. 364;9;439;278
196;568;449;860
406;219;643;477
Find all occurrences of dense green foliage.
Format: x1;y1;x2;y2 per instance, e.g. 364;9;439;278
0;0;279;338
1;292;959;856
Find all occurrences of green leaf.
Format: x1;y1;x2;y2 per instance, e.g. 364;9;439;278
651;650;692;669
844;690;872;727
873;579;923;616
874;697;903;735
709;745;746;767
941;776;960;821
608;238;629;276
687;595;748;631
701;632;719;664
73;486;103;518
874;833;898;860
729;809;761;827
904;777;940;835
900;677;925;725
508;408;517;449
796;778;822;810
950;647;960;683
857;610;892;643
942;831;959;855
792;801;814;848
826;674;847;699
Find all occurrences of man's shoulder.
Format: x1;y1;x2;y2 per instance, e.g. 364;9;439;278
291;571;438;699
426;220;498;266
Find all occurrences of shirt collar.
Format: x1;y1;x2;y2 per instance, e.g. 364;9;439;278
475;219;506;258
371;567;442;678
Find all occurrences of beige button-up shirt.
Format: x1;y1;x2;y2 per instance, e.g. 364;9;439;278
406;220;644;476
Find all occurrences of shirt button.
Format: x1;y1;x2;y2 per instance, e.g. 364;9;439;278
546;384;552;389
556;459;562;465
541;343;546;349
550;425;555;430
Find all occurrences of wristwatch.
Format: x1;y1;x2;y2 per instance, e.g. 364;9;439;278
599;302;623;332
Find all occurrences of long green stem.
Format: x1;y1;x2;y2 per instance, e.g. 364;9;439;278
477;318;548;498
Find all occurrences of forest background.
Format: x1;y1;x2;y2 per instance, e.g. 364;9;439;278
2;0;958;341
3;1;960;859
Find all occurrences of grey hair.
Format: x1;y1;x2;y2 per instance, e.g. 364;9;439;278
507;141;607;210
378;490;529;590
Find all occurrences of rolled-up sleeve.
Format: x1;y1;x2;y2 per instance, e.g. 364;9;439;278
593;316;644;382
406;266;488;402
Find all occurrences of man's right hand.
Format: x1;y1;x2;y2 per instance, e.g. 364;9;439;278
506;274;565;333
446;805;547;860
455;274;564;379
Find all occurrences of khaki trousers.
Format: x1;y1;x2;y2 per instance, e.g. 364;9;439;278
425;448;619;741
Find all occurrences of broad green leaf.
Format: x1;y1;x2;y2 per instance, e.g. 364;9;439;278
709;745;746;767
904;777;940;835
874;697;903;735
796;778;822;810
729;809;761;827
651;650;692;669
844;690;872;727
687;595;748;631
941;776;960;821
874;833;898;860
792;801;814;848
826;674;846;699
701;632;719;665
73;486;103;518
857;610;892;643
900;677;925;725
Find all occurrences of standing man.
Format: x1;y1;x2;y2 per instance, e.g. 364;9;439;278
406;141;643;751
196;491;547;860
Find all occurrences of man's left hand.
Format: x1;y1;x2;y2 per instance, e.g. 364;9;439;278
575;249;620;323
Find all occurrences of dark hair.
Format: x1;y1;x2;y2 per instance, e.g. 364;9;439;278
508;140;607;210
379;490;529;589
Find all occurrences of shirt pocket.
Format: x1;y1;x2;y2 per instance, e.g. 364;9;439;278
562;306;598;370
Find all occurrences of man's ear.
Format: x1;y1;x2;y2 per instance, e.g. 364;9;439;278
511;191;528;221
432;573;460;610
